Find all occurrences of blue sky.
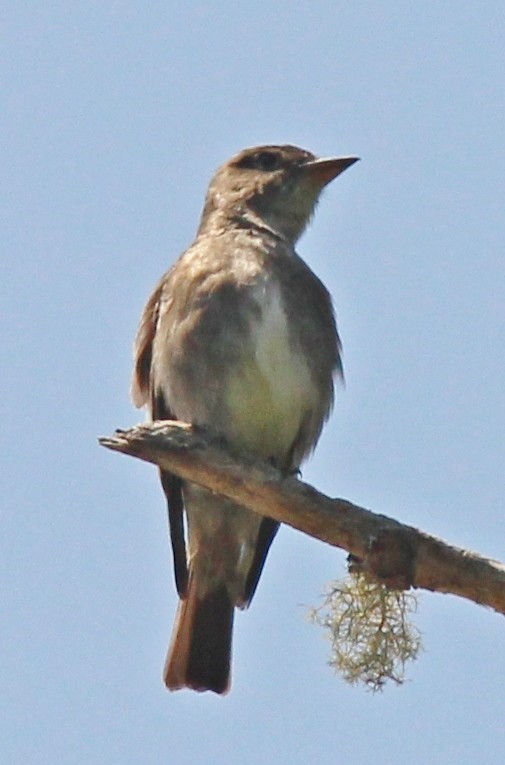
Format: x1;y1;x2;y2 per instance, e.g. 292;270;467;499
2;3;505;763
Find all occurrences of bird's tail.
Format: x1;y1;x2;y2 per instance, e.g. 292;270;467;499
163;571;234;694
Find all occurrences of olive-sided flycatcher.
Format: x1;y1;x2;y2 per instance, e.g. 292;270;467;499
131;145;358;694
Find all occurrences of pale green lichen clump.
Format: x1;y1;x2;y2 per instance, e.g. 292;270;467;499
311;572;423;691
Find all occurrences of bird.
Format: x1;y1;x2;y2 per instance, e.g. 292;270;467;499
131;144;358;694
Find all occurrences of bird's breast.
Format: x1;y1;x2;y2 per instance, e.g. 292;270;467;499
225;281;319;463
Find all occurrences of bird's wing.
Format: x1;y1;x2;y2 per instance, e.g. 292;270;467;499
131;279;164;408
131;278;188;598
244;517;279;604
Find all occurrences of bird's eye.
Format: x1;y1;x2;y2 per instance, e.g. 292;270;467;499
253;151;280;171
234;150;282;172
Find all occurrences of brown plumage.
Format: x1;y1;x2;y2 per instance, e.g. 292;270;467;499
131;145;358;693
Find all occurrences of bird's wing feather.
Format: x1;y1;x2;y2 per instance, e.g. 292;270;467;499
131;278;188;598
131;278;164;408
153;390;188;598
244;517;279;604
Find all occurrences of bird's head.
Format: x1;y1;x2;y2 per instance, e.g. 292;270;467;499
199;145;359;243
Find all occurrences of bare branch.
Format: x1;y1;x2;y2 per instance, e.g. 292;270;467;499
99;420;505;616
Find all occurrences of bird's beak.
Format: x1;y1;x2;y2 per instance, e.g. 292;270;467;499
304;156;360;187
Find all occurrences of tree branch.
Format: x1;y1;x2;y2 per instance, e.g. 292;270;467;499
99;420;505;616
